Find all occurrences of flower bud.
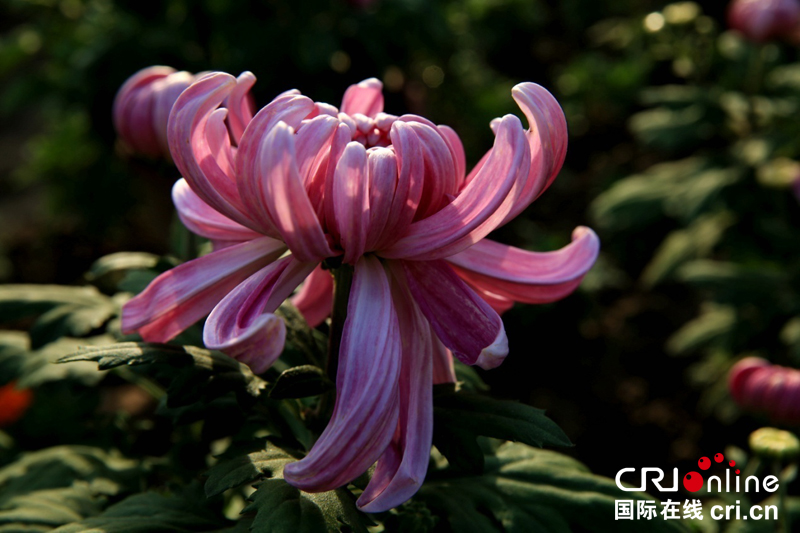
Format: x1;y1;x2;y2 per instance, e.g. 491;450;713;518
749;427;800;459
729;357;800;424
113;66;196;160
727;0;800;43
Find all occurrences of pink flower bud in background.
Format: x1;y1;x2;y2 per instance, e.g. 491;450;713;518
727;0;800;43
729;357;800;424
113;66;255;160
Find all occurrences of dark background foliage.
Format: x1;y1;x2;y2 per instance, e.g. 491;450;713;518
2;0;799;498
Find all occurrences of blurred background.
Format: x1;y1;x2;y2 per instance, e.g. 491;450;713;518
2;0;800;490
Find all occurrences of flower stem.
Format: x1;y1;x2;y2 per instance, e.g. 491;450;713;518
326;264;354;386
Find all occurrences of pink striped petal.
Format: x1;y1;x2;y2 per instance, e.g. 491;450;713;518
357;266;433;512
333;142;370;264
460;276;516;314
284;256;401;491
365;147;398;251
323;123;354;241
373;121;424;249
341;78;384;118
446;227;600;304
151;71;195;157
235;91;315;235
381;115;530;261
397;118;458;218
500;82;568;225
290;265;333;328
168;73;259;231
172;179;262;242
431;332;456;384
259;122;337;262
223;71;256;144
402;259;508;370
438;124;466;190
295;115;339;188
121;237;286;342
203;256;317;373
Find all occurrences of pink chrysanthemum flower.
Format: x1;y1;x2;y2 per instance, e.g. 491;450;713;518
113;66;254;160
121;72;599;511
727;0;800;43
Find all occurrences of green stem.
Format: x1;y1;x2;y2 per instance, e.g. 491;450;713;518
326;265;353;383
312;263;353;429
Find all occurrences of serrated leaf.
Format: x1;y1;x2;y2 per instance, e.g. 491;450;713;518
0;286;112;325
52;488;230;533
432;391;570;474
58;342;266;399
18;336;113;388
269;365;332;399
243;480;368;533
205;443;296;498
415;442;688;533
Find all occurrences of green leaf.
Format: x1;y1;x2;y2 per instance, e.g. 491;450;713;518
86;252;160;291
0;285;114;325
52;488;231;533
667;304;737;356
207;443;369;533
29;302;117;349
432;390;571;473
0;331;29;381
0;483;102;530
19;336;114;388
243;480;368;533
205;443;296;498
415;442;689;533
269;365;332;399
57;342;267;400
275;304;327;370
629;104;708;152
641;212;734;286
677;260;790;306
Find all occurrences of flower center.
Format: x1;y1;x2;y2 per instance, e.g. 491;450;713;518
339;112;397;148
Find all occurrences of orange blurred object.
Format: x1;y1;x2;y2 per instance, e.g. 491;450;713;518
0;381;33;428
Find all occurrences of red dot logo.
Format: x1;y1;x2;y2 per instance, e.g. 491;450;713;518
729;460;736;467
698;457;710;470
683;472;704;492
714;453;724;463
735;469;741;475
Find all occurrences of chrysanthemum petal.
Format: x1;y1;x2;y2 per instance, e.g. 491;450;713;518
235;91;316;235
333;142;370;264
290;265;333;328
283;255;401;491
402;259;508;370
447;227;599;304
381;115;529;260
341;78;384;118
258;122;337;261
168;73;262;231
357;266;433;512
500;82;568;224
173;179;261;242
121;237;286;342
223;71;256;143
203;256;316;373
